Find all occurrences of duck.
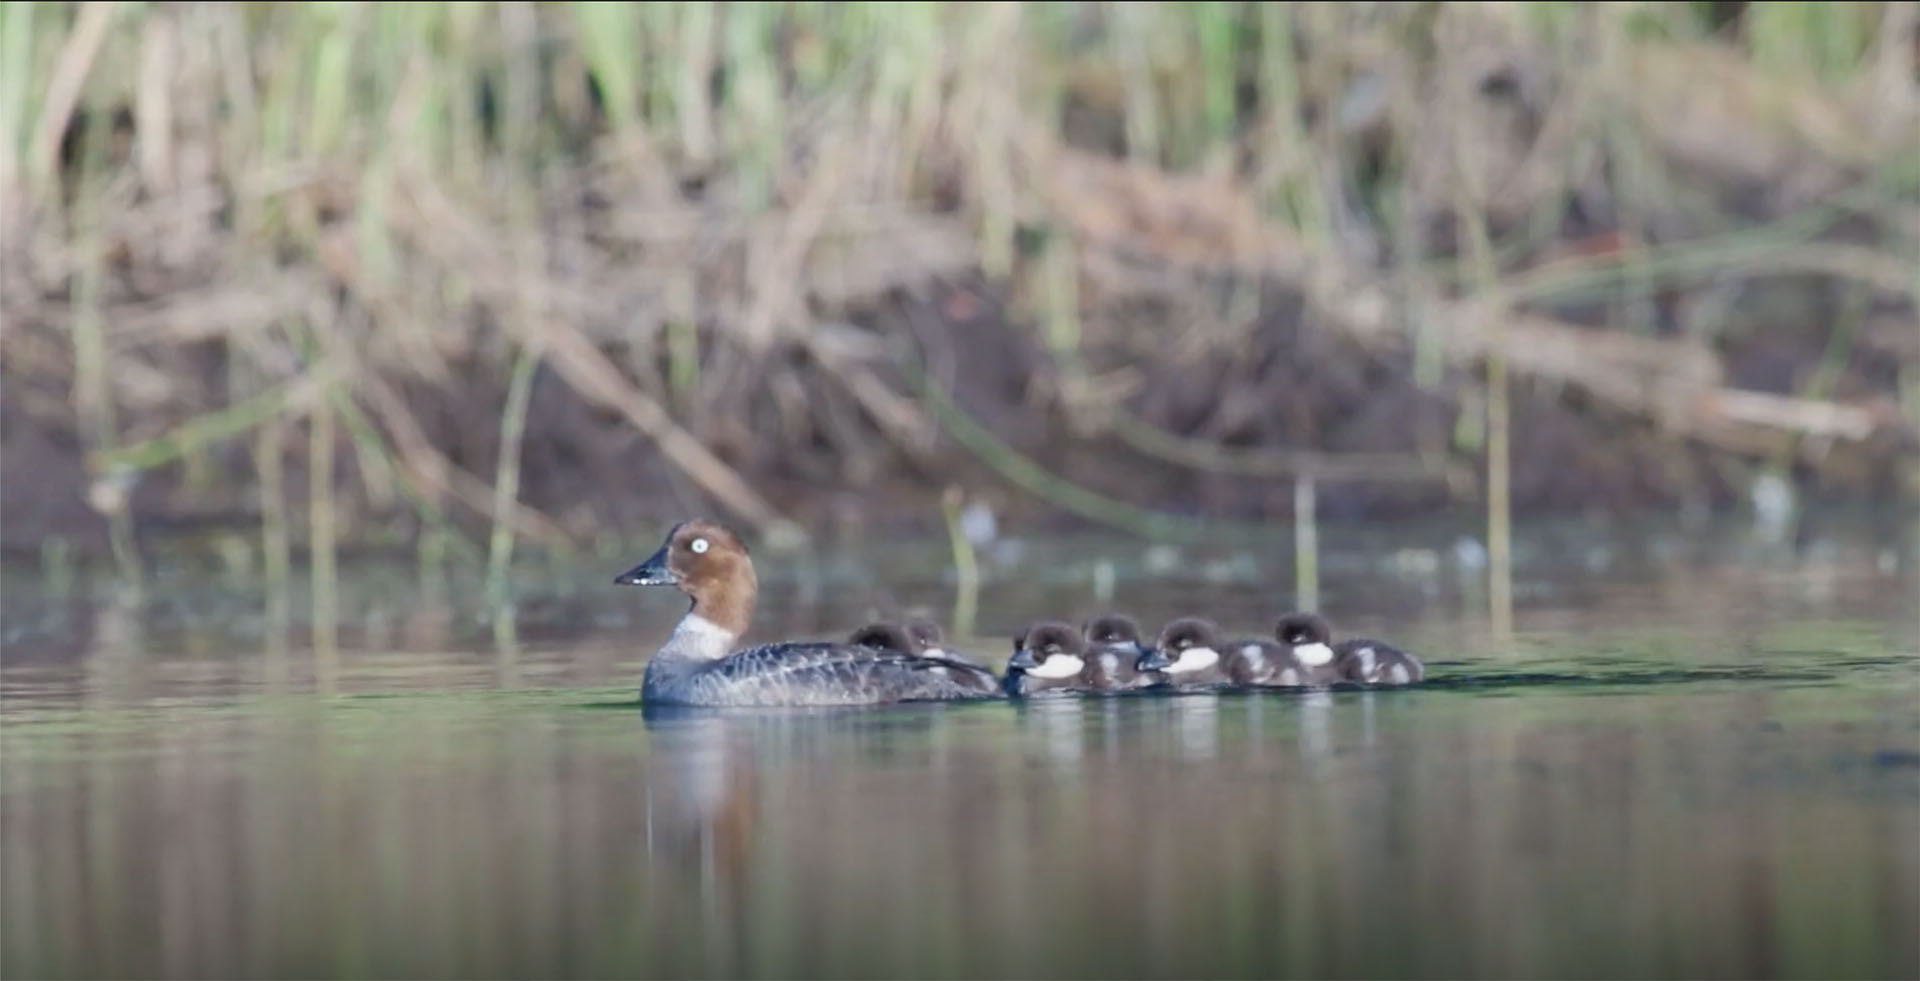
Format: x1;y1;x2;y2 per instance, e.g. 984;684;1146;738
1138;617;1233;690
1275;611;1425;686
1082;613;1164;691
1004;620;1130;697
616;520;1002;707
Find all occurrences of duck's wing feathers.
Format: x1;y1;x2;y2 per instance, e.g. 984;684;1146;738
693;643;1001;706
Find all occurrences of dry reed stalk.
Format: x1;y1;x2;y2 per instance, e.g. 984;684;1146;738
256;418;292;692
310;399;339;696
487;344;541;606
1293;475;1318;613
26;0;115;188
1448;39;1514;643
940;487;979;642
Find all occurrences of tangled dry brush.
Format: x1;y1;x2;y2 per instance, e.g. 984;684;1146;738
2;2;1916;556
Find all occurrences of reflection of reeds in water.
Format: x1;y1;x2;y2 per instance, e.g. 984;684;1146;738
309;402;338;695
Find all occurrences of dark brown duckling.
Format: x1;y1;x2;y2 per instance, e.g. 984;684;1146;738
848;618;993;679
1275;611;1425;687
1004;620;1109;697
1219;633;1309;689
902;616;987;668
1082;613;1163;691
1146;616;1233;691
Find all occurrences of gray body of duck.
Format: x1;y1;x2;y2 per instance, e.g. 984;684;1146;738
618;520;1000;707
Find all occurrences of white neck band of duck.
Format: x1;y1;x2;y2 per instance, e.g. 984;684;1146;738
666;613;735;661
1028;653;1085;679
1168;646;1220;674
1294;642;1334;667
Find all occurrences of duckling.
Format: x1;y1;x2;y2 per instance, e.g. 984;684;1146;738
1340;637;1424;685
1082;613;1162;691
1272;611;1348;687
1218;633;1309;689
1145;617;1233;690
847;621;918;654
847;617;992;682
903;616;988;668
1003;620;1109;697
1275;611;1425;687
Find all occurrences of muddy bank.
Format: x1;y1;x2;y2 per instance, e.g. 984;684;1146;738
4;268;1912;558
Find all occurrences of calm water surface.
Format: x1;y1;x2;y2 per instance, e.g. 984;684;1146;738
3;515;1917;978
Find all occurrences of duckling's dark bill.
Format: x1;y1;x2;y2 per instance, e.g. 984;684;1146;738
614;545;677;586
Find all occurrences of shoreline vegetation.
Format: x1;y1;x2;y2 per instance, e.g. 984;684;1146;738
3;2;1917;572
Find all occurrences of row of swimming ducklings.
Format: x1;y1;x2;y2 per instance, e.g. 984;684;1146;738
617;518;1425;707
847;611;1425;698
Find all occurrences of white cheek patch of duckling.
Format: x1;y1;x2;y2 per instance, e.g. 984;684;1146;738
1168;646;1220;674
1295;642;1334;667
1029;654;1087;679
1237;644;1265;670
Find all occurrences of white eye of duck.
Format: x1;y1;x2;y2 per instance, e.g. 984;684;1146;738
690;538;709;554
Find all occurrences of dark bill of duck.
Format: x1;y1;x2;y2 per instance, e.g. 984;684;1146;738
1136;647;1173;672
614;544;678;587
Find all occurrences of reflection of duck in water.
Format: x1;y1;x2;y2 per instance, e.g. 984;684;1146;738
639;706;761;933
640;704;982;941
616;520;1000;706
1011;690;1091;765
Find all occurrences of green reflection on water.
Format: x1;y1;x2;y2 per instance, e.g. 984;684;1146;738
2;520;1917;978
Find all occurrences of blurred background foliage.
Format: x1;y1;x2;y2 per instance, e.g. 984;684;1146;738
1;1;1915;561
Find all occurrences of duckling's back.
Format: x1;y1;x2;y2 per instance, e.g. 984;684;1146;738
1336;639;1426;685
